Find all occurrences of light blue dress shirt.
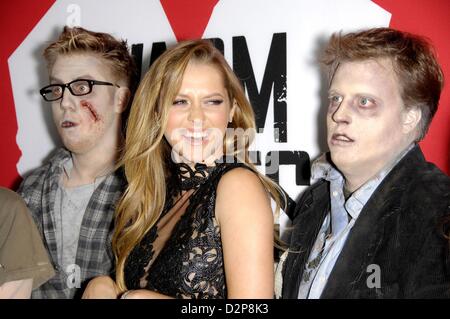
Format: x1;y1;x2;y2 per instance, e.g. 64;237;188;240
298;144;414;299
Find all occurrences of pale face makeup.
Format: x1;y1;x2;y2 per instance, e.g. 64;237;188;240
50;54;121;156
164;62;235;167
327;58;413;188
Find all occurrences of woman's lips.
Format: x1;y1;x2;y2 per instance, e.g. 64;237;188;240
184;131;208;139
182;131;209;146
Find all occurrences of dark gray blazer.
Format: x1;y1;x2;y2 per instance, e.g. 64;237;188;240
282;146;450;298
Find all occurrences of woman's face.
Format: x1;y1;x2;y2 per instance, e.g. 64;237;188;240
164;61;235;166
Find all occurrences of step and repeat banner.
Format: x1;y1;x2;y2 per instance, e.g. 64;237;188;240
1;0;449;205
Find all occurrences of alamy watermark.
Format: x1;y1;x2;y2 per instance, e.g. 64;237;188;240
66;4;81;27
366;264;381;289
65;264;81;289
169;122;279;174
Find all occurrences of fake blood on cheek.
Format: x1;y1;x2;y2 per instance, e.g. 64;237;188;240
80;100;100;122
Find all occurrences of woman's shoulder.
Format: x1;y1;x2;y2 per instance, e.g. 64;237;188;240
213;158;256;178
213;161;261;190
215;164;269;210
213;164;273;231
218;164;258;183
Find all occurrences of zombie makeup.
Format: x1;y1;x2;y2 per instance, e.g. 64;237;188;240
326;59;410;186
81;100;100;122
327;92;383;119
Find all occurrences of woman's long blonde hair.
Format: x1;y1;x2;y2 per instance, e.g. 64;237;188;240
113;40;286;292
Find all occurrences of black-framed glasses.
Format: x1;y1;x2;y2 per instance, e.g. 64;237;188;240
39;79;120;102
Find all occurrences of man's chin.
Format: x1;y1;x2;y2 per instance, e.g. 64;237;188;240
330;152;358;171
62;140;92;155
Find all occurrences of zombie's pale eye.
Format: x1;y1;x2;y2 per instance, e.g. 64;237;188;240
358;96;376;108
328;95;343;108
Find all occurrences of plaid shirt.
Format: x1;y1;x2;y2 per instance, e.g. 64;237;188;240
17;148;125;298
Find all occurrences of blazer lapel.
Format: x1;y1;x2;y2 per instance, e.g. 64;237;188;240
282;181;330;298
320;150;417;298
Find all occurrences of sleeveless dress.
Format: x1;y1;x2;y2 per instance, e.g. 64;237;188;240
124;158;251;298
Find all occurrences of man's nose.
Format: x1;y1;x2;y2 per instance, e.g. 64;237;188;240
59;87;76;110
331;99;351;124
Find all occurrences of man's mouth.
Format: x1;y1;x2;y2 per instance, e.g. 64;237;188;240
61;120;78;128
330;133;355;145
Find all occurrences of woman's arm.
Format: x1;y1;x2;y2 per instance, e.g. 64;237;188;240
119;289;173;299
215;168;275;298
82;275;120;299
82;275;176;299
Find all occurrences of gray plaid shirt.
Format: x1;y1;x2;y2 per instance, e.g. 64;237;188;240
17;148;125;298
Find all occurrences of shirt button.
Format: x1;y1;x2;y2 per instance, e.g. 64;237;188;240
332;191;338;197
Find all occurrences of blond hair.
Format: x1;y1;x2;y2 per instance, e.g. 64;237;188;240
44;26;137;88
113;39;286;292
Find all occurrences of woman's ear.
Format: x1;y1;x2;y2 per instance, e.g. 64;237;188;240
115;87;131;114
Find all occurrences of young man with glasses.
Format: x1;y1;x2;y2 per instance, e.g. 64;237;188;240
17;26;137;298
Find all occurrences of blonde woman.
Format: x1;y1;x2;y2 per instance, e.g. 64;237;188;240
83;40;286;299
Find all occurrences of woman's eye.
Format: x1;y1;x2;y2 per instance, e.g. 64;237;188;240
172;99;188;106
206;99;223;106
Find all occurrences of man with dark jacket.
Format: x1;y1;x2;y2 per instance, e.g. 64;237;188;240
280;28;450;298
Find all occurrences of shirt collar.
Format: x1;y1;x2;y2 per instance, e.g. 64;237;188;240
312;143;415;222
60;154;112;187
311;153;340;182
311;143;415;184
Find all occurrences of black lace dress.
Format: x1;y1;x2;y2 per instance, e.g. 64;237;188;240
124;158;251;298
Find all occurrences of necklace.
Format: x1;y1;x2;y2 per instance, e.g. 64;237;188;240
302;213;356;284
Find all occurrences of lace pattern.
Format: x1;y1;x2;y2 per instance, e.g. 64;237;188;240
124;158;249;298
